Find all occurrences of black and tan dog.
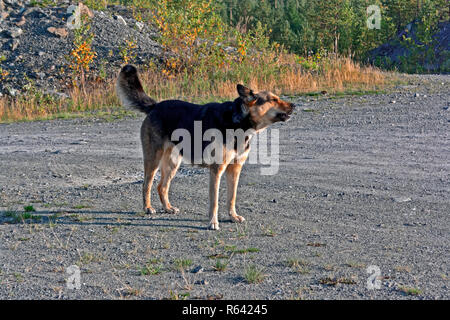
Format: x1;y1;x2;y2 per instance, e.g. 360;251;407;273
116;64;295;230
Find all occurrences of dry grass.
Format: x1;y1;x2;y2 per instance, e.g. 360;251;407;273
0;55;386;123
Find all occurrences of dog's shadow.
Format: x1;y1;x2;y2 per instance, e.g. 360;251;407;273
0;209;214;231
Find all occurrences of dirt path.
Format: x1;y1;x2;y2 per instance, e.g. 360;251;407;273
0;75;449;299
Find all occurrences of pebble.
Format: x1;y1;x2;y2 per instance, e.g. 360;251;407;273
393;196;412;203
47;26;68;38
191;266;204;274
115;15;127;26
7;27;23;38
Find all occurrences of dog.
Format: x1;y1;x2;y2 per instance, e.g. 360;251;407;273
116;64;295;230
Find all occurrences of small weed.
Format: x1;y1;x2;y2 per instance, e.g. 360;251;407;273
14;272;23;282
398;286;421;296
23;205;36;212
226;246;260;254
243;265;266;284
72;204;92;209
262;225;277;237
78;251;100;266
168;290;190;300
286;259;311;274
140;264;163;276
4;210;41;223
174;258;193;270
116;286;143;298
213;259;228;272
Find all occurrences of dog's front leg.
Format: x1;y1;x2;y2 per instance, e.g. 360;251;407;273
226;163;245;223
208;165;226;230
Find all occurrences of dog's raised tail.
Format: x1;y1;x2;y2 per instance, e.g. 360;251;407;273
116;65;156;114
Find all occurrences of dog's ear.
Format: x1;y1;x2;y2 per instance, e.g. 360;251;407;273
237;84;256;103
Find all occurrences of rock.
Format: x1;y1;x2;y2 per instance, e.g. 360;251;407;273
1;11;9;20
6;27;23;38
135;21;144;31
7;87;18;96
115;15;127;26
78;2;94;18
0;0;4;11
191;266;204;274
9;39;19;51
393;196;412;203
16;17;26;27
47;27;68;38
369;20;450;73
35;72;45;80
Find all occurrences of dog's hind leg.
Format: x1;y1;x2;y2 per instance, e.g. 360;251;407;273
225;163;246;223
157;146;182;214
142;124;164;214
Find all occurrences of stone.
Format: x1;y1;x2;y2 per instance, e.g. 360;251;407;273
191;266;204;274
10;39;19;50
16;17;26;27
47;27;68;38
135;21;144;31
7;27;23;38
78;2;94;18
115;15;127;26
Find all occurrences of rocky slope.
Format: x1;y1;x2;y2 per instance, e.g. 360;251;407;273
0;0;163;97
368;20;450;74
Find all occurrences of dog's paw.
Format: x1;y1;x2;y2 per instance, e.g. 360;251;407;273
164;206;180;214
144;207;156;215
208;221;220;230
230;215;245;223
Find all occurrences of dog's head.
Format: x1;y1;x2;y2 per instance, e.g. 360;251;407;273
234;84;296;130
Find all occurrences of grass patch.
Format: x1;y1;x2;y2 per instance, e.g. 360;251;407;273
23;205;36;212
243;265;266;284
72;204;93;209
140;263;163;276
212;259;228;272
225;246;260;254
286;259;311;274
173;258;193;270
3;210;42;223
398;286;421;296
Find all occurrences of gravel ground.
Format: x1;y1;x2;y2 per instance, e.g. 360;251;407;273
0;75;449;300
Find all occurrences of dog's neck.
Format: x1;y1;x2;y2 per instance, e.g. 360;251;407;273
233;98;257;131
